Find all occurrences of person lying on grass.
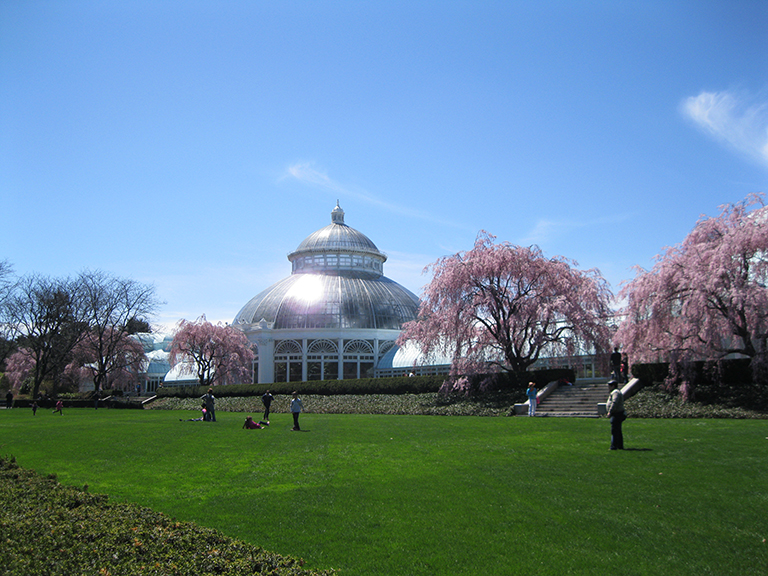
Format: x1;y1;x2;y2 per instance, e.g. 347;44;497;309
243;416;269;429
180;403;208;422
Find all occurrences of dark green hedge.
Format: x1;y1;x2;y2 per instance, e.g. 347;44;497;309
156;375;446;398
0;456;336;575
155;368;575;399
631;358;767;411
631;362;670;386
528;368;576;387
632;358;753;386
631;358;755;387
9;396;144;410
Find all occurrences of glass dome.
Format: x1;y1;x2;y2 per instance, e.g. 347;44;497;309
234;203;419;330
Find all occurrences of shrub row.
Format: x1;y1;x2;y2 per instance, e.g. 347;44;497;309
632;358;768;411
155;375;445;398
155;368;573;400
8;396;144;410
631;358;755;386
625;387;767;419
147;390;527;417
0;456;336;576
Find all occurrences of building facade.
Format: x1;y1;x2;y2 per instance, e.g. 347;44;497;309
233;203;420;384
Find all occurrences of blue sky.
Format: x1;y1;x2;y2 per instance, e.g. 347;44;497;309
2;1;767;330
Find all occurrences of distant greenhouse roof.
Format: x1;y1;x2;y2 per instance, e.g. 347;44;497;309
234;203;418;330
377;340;453;370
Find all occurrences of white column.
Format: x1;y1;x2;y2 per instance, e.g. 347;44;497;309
258;337;275;384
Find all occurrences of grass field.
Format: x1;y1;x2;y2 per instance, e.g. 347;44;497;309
1;408;766;575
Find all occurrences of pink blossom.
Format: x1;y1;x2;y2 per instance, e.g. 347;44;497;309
399;231;613;389
5;349;35;391
169;315;255;386
616;193;768;386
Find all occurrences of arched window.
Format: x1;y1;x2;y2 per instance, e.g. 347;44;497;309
307;339;339;381
343;340;375;379
379;340;396;356
275;340;302;382
308;339;338;354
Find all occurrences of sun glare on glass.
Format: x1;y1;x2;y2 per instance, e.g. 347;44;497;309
287;275;324;303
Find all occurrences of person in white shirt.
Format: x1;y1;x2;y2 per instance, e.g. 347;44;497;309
290;391;304;431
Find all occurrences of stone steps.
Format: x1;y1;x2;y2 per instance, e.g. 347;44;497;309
535;380;610;418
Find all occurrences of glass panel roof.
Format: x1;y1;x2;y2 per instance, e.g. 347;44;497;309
234;203;419;330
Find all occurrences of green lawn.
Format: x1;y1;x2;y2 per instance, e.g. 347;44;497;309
1;408;766;575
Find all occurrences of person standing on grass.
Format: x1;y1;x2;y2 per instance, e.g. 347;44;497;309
620;357;629;384
53;399;64;415
606;381;626;450
261;390;273;422
610;346;622;381
6;390;13;409
202;388;216;422
526;381;538;417
290;391;303;431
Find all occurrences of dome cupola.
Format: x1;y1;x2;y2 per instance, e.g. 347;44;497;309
287;201;387;277
233;203;419;331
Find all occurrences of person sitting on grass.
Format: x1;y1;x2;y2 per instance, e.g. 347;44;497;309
243;416;269;429
180;403;208;422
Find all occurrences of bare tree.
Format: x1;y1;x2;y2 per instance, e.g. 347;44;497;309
76;270;160;392
4;274;87;398
0;260;18;366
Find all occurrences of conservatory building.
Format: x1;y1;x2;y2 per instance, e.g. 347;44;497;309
233;203;420;384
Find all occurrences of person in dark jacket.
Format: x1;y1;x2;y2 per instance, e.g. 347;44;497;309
201;388;215;422
606;381;626;450
261;390;273;422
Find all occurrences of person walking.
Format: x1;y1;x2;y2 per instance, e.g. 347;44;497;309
610;347;622;382
606;381;626;450
201;388;216;422
53;399;64;415
526;381;538;417
5;390;13;409
290;391;303;431
261;390;273;422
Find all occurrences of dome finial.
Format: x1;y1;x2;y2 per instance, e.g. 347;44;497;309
331;201;345;224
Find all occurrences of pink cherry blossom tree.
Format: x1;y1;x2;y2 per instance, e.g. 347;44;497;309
169;315;255;387
5;348;36;392
70;328;146;392
398;232;613;389
615;194;768;390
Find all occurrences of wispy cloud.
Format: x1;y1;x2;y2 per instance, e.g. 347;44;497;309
518;213;632;248
519;219;558;246
682;89;768;168
281;161;470;230
283;162;348;195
